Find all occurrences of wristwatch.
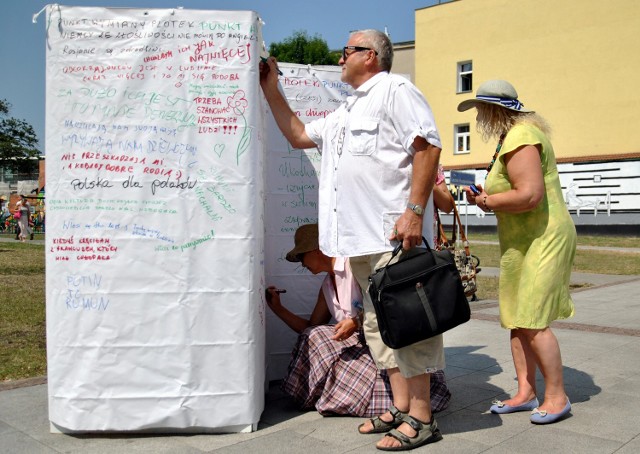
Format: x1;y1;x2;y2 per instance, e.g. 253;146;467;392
406;202;424;216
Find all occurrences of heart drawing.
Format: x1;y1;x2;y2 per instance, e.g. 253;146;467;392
213;144;225;158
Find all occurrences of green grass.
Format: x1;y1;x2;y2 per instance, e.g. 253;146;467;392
470;233;639;301
470;241;640;275
469;232;640;249
476;276;499;302
476;276;594;302
1;233;639;382
0;241;46;381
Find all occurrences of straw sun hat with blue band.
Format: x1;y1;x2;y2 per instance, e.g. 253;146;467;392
457;79;533;113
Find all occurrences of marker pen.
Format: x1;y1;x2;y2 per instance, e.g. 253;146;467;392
261;57;283;76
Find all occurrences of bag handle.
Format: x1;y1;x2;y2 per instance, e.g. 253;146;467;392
436;212;449;248
385;236;431;269
436;193;471;257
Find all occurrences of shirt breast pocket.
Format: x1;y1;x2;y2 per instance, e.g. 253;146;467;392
348;118;379;156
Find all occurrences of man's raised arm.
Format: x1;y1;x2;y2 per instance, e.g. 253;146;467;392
259;57;316;150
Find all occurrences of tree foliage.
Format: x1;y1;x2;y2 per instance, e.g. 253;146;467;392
269;30;340;65
0;99;41;174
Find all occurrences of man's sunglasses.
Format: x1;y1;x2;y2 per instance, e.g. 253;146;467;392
342;46;378;60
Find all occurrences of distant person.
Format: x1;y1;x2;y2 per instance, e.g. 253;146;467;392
459;79;576;424
15;195;33;243
0;197;9;232
261;28;445;450
266;224;450;418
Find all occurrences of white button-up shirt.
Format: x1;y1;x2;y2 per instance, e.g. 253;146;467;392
305;72;441;257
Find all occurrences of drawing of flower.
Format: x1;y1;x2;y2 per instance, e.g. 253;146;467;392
227;90;251;165
227;90;248;115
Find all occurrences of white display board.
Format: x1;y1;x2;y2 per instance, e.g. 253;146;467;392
45;5;265;433
263;63;354;380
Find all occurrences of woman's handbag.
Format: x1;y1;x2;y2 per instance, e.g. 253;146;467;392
436;199;480;300
13;210;21;220
368;238;471;349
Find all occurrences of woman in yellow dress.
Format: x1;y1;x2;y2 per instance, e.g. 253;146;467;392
458;80;576;424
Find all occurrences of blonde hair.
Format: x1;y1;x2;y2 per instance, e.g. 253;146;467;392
476;104;551;142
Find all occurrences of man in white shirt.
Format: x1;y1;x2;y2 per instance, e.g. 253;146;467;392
260;29;443;451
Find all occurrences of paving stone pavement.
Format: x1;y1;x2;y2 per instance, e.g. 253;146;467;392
1;242;639;452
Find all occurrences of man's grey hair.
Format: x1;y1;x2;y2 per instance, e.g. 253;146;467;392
351;29;393;72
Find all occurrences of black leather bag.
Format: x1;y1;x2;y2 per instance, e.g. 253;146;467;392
368;239;471;349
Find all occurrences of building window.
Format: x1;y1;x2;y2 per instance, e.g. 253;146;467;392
455;124;470;154
457;61;472;93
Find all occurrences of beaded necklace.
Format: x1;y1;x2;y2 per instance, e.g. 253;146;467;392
486;133;506;175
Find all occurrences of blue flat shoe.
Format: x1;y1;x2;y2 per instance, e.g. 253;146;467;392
490;397;539;414
530;399;571;424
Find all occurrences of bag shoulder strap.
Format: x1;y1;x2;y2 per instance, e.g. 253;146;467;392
436;210;449;248
437;192;471;257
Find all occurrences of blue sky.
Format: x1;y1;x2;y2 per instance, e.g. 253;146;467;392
1;0;441;149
